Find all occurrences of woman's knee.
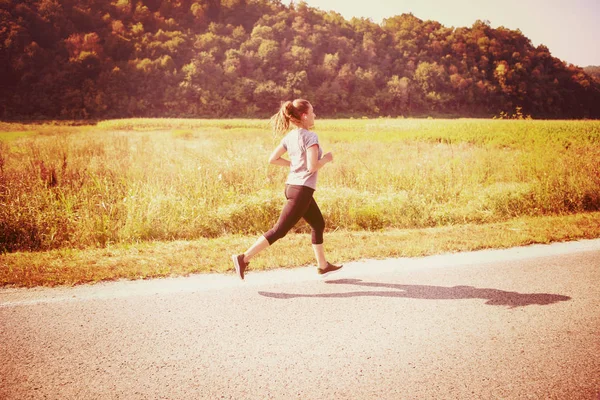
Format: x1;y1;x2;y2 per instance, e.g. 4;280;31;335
313;216;325;233
264;225;288;245
310;220;324;244
311;229;324;245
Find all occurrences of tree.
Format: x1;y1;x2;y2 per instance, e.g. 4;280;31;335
1;0;599;119
387;75;412;114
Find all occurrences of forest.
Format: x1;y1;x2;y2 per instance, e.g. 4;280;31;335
2;0;599;119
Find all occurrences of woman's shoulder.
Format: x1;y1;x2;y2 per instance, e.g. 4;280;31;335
283;128;318;148
297;127;318;138
298;128;319;148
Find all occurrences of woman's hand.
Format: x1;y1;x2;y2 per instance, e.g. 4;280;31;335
322;152;333;163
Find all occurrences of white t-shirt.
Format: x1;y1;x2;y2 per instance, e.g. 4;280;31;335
280;128;323;190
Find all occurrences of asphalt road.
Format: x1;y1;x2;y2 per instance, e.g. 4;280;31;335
1;240;600;399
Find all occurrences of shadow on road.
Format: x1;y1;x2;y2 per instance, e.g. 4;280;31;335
258;279;571;308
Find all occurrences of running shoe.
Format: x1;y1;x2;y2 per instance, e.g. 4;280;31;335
317;262;343;277
232;254;248;280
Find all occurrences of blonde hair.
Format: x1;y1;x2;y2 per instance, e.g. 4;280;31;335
270;99;311;137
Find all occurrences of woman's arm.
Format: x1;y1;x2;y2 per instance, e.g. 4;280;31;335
307;145;333;174
268;144;290;167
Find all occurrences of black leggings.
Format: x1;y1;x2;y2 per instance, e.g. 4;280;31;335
264;185;325;245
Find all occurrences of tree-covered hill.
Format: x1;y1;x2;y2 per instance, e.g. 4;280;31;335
2;0;599;119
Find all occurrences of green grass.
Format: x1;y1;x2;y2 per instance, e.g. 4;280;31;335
1;212;599;287
0;131;37;142
1;118;599;253
0;118;599;287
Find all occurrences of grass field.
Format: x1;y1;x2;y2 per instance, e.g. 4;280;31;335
1;118;599;286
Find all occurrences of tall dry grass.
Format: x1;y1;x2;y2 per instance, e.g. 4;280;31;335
1;118;599;252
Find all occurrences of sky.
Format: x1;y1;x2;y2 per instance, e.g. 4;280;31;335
300;0;600;67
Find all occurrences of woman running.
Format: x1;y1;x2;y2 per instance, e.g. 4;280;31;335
231;99;342;280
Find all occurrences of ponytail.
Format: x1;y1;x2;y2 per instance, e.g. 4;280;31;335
270;99;311;137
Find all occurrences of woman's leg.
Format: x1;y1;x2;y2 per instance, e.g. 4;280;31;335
302;197;325;245
311;244;327;270
262;185;314;245
242;235;270;263
245;185;313;262
301;198;336;271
